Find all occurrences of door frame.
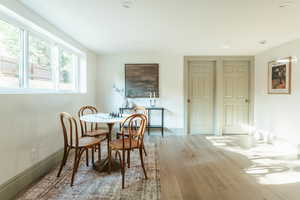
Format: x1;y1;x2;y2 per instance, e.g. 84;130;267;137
184;56;255;136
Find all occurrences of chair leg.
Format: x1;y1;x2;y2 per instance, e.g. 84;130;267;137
143;145;147;156
75;149;84;173
91;146;95;165
139;147;148;179
121;149;126;189
86;149;89;167
98;143;101;161
63;148;70;165
71;149;79;186
115;150;118;160
71;149;84;186
108;147;112;174
57;146;69;177
127;150;130;168
116;151;122;163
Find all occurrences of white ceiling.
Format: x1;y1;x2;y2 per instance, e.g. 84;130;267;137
19;0;300;55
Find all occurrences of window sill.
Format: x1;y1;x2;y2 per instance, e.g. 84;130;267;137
0;89;85;94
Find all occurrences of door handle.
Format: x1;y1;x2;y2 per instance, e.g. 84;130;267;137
187;99;191;103
245;99;249;103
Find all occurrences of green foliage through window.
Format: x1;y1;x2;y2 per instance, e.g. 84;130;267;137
0;17;80;91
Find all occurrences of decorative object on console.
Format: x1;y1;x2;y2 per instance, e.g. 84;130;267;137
150;99;156;107
127;99;136;108
268;56;292;94
125;63;159;98
149;88;158;107
113;84;128;107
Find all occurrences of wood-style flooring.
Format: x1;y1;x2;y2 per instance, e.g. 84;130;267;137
159;135;300;200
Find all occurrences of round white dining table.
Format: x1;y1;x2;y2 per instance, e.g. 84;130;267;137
80;113;126;124
80;113;128;173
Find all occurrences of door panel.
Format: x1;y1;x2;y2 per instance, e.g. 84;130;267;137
223;61;250;134
188;61;215;134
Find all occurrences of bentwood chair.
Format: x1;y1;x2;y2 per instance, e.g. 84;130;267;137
116;106;148;168
110;113;148;189
78;106;108;165
57;112;104;186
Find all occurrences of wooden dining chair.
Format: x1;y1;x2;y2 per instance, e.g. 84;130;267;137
57;112;104;186
110;113;148;189
78;105;108;166
116;106;148;168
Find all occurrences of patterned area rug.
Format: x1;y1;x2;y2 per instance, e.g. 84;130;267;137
17;143;160;200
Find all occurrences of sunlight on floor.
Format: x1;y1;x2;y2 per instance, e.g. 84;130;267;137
259;171;300;185
207;135;300;185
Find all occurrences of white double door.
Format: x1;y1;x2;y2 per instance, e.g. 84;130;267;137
188;59;250;135
188;61;215;134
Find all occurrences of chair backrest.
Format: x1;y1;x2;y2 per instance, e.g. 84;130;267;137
78;105;98;136
60;112;80;148
120;106;147;128
133;106;147;115
133;106;148;128
120;113;147;148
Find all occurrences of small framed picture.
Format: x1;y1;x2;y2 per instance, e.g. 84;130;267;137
268;57;292;94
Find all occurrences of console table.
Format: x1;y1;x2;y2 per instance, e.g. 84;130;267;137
119;107;165;137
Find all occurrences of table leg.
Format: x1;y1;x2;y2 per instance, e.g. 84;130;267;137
107;123;114;173
93;123;121;173
107;123;113;155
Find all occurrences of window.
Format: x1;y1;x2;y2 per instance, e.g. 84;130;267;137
29;34;54;89
59;49;76;90
0;19;21;88
0;15;85;93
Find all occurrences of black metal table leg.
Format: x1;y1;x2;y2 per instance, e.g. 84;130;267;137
117;108;123;139
147;109;151;135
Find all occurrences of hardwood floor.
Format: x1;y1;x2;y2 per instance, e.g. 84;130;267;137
159;135;300;200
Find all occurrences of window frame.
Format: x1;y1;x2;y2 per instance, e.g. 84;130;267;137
0;11;85;94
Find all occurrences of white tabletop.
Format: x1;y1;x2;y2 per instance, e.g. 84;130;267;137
80;113;127;124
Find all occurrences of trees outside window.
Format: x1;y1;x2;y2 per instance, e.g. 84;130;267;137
59;49;76;90
0;18;82;93
29;34;54;89
0;20;21;88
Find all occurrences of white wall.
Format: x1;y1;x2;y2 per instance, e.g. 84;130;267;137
0;1;97;185
96;54;184;130
255;39;300;145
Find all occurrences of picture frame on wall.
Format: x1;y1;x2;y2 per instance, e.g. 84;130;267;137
125;63;159;98
268;56;292;94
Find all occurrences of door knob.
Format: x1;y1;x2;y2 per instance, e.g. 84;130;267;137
187;99;191;103
245;99;249;103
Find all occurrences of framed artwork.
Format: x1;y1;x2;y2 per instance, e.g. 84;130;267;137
125;63;159;98
268;57;292;94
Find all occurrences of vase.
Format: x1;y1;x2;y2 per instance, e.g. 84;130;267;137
150;98;156;107
122;97;128;108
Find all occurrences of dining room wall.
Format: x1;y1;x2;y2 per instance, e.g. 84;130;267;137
255;38;300;145
96;54;185;132
0;1;97;186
